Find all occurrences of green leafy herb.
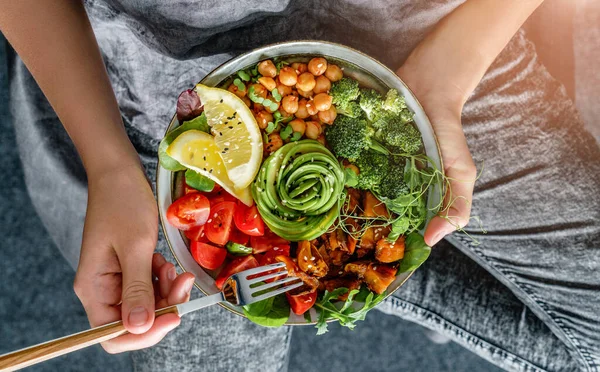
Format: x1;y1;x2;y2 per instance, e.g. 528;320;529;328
303;311;312;323
280;124;294;141
248;85;265;104
262;98;278;112
399;232;431;273
243;295;290;328
158;113;209;171
249;64;259;77
314;287;385;335
386;216;410;243
233;78;246;92
237;70;251;82
344;167;359;187
271;88;282;102
265;121;278;134
184;169;215;192
274;59;289;74
290;131;303;142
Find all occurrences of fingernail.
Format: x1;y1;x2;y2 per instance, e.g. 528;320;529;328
129;306;149;326
168;267;177;281
185;278;195;294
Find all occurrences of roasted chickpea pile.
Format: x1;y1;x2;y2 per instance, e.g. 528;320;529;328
227;57;344;154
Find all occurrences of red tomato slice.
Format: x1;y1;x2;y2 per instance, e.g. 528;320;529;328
190;241;227;270
234;203;265;236
208;189;237;207
250;230;290;254
214;255;259;290
286;290;317;315
166;193;210;231
259;245;291;266
205;201;236;246
229;226;250;246
184;225;206;242
184;183;199;195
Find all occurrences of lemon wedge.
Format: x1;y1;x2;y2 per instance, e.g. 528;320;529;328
166;130;253;206
194;84;263;189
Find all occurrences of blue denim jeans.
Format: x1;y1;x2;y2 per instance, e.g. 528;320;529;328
7;0;600;371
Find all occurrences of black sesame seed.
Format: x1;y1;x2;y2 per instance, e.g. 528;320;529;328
219;99;223;103
224;148;229;151
209;169;213;173
228;126;233;129
203;156;206;161
219;132;223;136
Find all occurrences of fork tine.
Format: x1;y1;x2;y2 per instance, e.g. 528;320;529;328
250;281;304;303
246;270;288;285
251;277;302;295
241;262;286;278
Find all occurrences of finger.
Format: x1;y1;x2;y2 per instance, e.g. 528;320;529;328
100;313;181;354
151;253;167;275
424;150;476;246
167;273;195;306
118;245;156;334
158;262;177;299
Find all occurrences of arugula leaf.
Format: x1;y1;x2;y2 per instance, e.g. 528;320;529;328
243;295;290;328
303;311;312;323
184;169;215;192
399;233;431;273
158;113;209;171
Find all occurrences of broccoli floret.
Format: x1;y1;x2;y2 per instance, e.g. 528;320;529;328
336;101;362;118
330;77;360;107
376;163;410;199
382;89;407;114
359;89;384;121
325;115;370;160
354;149;390;190
375;119;422;155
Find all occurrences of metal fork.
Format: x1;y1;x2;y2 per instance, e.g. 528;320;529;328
0;262;301;372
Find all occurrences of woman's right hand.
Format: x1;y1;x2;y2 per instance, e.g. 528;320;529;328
74;164;195;353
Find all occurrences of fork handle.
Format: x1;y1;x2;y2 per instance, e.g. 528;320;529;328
0;306;179;372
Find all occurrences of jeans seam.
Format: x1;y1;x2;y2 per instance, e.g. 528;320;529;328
451;234;596;372
379;296;546;372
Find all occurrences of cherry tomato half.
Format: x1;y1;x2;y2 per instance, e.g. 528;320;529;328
205;201;236;246
234;203;265;236
286;290;317;315
184;225;206;242
209;189;237;207
184;183;199;195
215;255;259;290
259;245;291;266
250;229;290;254
190;241;227;270
166;193;210;231
229;226;250;246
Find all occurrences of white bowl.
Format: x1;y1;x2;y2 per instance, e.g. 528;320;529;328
157;41;443;325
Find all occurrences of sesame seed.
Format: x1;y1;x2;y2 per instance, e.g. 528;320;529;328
228;159;233;163
310;257;315;261
373;266;378;270
303;256;308;261
338;271;343;275
224;142;230;146
207;219;212;223
307;264;313;269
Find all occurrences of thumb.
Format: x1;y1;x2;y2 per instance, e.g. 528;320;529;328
119;246;155;334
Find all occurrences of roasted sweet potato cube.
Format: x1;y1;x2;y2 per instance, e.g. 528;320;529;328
375;236;405;263
345;261;397;294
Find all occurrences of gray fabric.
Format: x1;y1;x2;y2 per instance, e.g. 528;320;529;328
6;0;600;371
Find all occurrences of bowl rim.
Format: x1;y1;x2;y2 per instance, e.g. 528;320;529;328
157;39;444;325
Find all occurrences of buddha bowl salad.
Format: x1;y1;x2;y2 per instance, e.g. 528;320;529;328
159;57;443;334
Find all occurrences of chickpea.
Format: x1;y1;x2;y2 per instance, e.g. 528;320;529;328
297;88;313;99
318;105;337;124
306;100;319;116
325;64;343;82
265;133;283;153
255;111;273;129
276;81;292;96
316;134;327;146
228;83;247;98
308;57;328;76
258;76;277;91
313;93;333;112
281;95;299;114
278;107;294;121
291;62;308;74
313;75;331;94
251;83;268;99
296;72;316;91
289;119;306;136
242;96;252;107
305;121;322;139
279;67;298;86
258;60;277;78
253;102;263;112
296;99;310;119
